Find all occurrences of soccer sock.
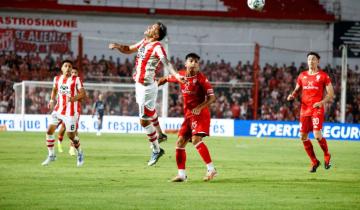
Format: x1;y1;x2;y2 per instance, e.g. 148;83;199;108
176;147;186;171
145;124;160;152
318;137;330;156
195;141;213;168
58;135;63;143
46;134;55;156
302;139;318;165
151;113;163;135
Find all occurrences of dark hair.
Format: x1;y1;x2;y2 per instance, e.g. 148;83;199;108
185;53;200;60
61;59;73;67
307;52;320;60
157;22;167;41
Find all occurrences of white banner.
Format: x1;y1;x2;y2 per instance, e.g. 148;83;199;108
0;114;234;137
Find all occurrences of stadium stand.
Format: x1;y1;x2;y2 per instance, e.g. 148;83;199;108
1;52;359;123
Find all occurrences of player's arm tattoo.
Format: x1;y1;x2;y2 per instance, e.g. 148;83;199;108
322;83;334;104
70;88;86;102
161;57;178;76
109;43;137;54
291;83;301;97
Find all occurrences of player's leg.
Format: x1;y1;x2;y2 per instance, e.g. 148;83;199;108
172;136;189;182
69;117;79;156
141;118;164;166
42;112;60;166
57;122;65;153
96;114;102;136
192;135;217;181
300;116;320;172
312;113;331;169
150;112;167;143
136;83;164;166
66;117;83;167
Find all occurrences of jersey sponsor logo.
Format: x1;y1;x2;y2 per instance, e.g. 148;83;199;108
303;81;319;90
59;84;70;95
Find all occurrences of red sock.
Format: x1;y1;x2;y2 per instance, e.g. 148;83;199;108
176;148;186;170
303;140;317;165
58;135;63;143
318;137;330;156
195;141;212;164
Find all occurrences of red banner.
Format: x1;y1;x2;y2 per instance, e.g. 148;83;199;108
0;28;71;54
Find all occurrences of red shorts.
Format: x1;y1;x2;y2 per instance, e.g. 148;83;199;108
299;109;324;133
178;112;210;140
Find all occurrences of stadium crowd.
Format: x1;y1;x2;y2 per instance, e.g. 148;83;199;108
1;51;359;123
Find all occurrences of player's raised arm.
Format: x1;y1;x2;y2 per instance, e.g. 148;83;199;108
161;57;185;83
108;40;141;54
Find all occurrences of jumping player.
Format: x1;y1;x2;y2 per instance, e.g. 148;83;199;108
158;53;217;181
287;52;334;172
42;60;86;167
109;22;185;166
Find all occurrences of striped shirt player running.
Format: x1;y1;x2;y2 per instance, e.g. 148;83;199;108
109;22;185;166
42;60;86;167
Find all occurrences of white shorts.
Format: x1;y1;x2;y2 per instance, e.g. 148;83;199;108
135;82;158;120
50;111;78;132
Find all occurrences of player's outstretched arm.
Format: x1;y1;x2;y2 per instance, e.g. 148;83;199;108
192;95;216;115
287;83;301;101
108;43;138;54
157;77;168;86
160;57;185;83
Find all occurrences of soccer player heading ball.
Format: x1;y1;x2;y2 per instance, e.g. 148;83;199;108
158;53;217;182
109;22;185;166
287;52;334;173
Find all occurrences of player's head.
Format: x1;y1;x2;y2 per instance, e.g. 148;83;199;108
61;60;73;76
144;22;167;41
98;94;103;100
71;67;78;76
185;53;200;74
307;52;320;69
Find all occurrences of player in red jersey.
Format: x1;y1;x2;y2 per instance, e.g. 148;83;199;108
57;67;81;156
109;22;185;166
158;53;217;181
287;52;334;172
42;60;86;167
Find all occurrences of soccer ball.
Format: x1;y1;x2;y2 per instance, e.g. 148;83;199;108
247;0;265;11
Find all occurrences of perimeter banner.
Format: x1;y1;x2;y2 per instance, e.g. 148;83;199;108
0;28;71;53
234;120;360;141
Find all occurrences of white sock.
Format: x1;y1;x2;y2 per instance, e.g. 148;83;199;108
178;169;186;178
207;162;215;171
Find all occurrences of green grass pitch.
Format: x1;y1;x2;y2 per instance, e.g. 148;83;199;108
0;132;359;210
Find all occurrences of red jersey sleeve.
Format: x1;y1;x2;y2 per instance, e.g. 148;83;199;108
323;72;331;86
296;73;303;87
199;73;214;96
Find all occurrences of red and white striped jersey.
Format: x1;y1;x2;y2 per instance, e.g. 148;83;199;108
53;75;83;116
133;39;167;84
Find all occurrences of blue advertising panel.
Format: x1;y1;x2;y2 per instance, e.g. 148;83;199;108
234;120;360;141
